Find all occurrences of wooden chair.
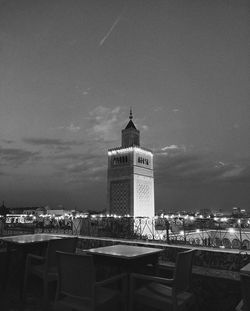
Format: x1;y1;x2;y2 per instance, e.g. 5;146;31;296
235;272;250;311
23;237;77;306
129;249;196;311
55;251;127;311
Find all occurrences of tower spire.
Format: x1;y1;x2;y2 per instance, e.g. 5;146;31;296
122;108;140;147
129;107;133;120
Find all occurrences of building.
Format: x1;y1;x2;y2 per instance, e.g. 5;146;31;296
232;206;247;218
7;206;38;215
107;109;155;217
0;201;8;216
46;209;75;217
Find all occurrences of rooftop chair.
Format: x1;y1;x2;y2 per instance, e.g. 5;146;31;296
235;271;250;311
129;249;196;311
23;237;77;306
55;251;127;311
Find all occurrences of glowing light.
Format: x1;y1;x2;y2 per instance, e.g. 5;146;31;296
180;230;184;236
196;229;200;233
108;146;153;157
221;217;228;222
228;228;235;234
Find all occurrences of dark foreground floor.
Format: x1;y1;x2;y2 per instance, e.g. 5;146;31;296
0;273;241;311
0;249;241;311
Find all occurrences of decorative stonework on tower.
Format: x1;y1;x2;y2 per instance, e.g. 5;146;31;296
107;110;155;217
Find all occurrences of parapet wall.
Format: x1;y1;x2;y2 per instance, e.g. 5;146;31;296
76;235;250;272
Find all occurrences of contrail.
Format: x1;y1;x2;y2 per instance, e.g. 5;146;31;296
99;14;122;46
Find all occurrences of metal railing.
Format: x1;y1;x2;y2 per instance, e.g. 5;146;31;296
1;216;250;250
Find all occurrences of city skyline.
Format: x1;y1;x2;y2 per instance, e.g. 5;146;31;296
0;0;249;212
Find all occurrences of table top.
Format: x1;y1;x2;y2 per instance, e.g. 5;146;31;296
87;244;163;260
240;263;250;275
0;233;63;245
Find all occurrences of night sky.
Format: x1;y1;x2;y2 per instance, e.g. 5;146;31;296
0;0;249;213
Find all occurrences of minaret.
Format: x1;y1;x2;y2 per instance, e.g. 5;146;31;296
107;109;155;217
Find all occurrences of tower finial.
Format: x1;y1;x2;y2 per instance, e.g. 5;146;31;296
129;107;133;120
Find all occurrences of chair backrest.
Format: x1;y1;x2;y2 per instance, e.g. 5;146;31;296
56;251;95;302
45;237;77;271
240;273;250;310
173;249;195;293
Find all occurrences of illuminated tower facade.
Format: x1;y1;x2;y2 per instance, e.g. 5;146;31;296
107;110;154;217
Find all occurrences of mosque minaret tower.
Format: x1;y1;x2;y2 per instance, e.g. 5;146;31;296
107;109;155;217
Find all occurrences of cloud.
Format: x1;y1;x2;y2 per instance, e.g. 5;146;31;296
154;107;163;112
66;124;81;132
220;166;244;179
2;139;14;144
43;150;107;184
82;87;91;95
156;144;186;157
155;151;250;186
141;125;149;131
24;138;66;145
217;163;250;183
218;161;225;166
0;146;40;167
62;155;106;184
23;138;84;151
161;145;179;151
88;106;121;142
55;123;81;133
89;106;120;119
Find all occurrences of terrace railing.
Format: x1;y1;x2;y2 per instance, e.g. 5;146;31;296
1;216;250;250
70;216;250;250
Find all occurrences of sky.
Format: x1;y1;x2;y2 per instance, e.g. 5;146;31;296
0;0;249;213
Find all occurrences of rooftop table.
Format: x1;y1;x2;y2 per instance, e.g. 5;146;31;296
87;244;163;310
0;234;65;300
240;262;250;275
87;244;163;259
235;263;250;310
0;233;63;245
87;244;163;275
